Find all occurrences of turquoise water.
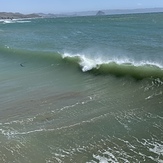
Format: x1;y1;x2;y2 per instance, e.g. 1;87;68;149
0;13;163;163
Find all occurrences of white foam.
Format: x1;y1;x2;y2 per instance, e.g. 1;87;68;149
17;20;31;23
3;20;15;24
2;19;31;24
62;53;104;71
93;153;119;163
62;52;163;72
79;55;99;71
134;60;163;69
149;143;163;155
62;52;77;58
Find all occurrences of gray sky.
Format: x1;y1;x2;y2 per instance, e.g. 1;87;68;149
1;0;163;13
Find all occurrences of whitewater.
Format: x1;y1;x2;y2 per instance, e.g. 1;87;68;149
0;13;163;163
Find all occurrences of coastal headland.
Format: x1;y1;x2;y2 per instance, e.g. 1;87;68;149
0;8;163;20
38;8;163;18
0;12;41;19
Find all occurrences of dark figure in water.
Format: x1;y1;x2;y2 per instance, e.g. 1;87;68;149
20;63;25;67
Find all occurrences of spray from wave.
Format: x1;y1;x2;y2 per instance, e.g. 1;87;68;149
62;53;163;79
1;45;163;80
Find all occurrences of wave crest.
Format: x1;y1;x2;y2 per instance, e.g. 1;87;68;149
1;46;162;80
62;53;163;79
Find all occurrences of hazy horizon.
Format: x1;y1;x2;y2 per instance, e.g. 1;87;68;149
1;0;163;14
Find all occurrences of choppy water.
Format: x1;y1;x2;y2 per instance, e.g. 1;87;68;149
0;13;163;163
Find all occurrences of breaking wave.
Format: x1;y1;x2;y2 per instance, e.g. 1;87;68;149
0;46;163;80
62;53;163;80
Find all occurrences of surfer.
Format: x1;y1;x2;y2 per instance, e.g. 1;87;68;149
20;63;24;67
20;62;26;67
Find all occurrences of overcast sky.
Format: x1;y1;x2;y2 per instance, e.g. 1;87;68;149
1;0;163;14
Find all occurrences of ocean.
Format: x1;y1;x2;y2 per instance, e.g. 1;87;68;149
0;12;163;163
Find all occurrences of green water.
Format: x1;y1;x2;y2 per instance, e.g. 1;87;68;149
0;13;163;163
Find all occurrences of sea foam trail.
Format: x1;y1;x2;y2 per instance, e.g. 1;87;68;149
0;19;31;24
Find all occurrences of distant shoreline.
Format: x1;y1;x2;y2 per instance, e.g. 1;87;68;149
38;8;163;18
0;12;41;19
1;8;163;19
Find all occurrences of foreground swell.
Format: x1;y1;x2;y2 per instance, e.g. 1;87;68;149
0;99;163;162
0;71;162;162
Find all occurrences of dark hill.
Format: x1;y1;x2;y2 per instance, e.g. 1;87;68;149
96;11;105;16
0;12;41;19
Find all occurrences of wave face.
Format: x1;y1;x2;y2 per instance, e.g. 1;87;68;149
63;53;163;79
1;46;163;80
0;13;163;163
